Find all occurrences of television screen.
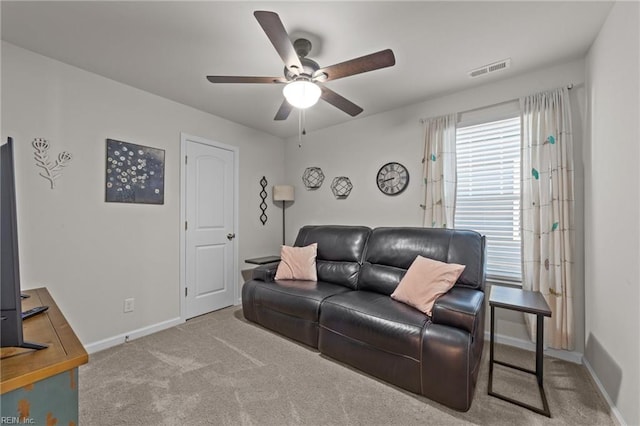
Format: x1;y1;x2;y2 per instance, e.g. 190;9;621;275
1;137;46;350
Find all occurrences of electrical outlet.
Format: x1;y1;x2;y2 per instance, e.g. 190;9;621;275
123;298;135;313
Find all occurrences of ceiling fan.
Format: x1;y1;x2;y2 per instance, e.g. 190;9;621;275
206;11;396;121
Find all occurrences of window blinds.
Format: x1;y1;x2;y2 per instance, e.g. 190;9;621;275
455;116;522;283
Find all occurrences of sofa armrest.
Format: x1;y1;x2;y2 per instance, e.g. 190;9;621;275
431;287;484;336
252;262;280;282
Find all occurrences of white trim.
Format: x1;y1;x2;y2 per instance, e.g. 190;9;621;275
583;358;626;426
179;133;240;322
487;326;624;424
180;134;187;323
457;100;520;128
485;331;583;364
233;140;240;307
84;317;183;354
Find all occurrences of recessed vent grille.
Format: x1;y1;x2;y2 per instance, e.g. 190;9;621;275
468;58;511;78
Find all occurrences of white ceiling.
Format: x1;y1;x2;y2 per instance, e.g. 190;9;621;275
1;1;613;139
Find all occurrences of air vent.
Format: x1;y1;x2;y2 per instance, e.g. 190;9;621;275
468;58;511;78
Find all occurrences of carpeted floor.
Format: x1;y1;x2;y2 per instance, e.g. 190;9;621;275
80;307;615;425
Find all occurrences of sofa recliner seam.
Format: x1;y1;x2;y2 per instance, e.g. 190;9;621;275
258;283;338;303
319;323;422;364
465;331;471;409
321;298;429;331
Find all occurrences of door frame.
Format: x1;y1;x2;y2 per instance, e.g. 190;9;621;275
179;132;240;321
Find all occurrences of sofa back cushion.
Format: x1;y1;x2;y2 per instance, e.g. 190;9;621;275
294;225;371;289
358;227;486;295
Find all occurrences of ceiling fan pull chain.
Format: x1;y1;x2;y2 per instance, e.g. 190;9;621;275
302;109;307;136
298;108;303;148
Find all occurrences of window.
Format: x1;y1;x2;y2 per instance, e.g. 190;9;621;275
455;116;521;283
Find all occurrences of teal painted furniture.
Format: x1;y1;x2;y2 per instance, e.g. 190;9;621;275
1;288;88;425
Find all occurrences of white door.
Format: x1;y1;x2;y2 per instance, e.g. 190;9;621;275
183;136;237;319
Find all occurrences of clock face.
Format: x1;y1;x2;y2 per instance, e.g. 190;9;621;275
376;162;409;195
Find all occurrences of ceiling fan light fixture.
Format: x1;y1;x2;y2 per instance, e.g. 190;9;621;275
283;80;321;109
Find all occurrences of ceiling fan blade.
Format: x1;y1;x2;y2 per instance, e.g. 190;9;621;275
274;99;293;121
254;11;303;75
207;76;286;84
319;85;363;117
316;49;396;82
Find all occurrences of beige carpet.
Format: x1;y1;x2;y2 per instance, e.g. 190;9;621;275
80;307;615;425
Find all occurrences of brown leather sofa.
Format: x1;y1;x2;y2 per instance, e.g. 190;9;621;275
242;225;486;411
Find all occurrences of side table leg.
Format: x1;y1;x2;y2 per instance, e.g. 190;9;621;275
536;314;543;385
536;313;551;417
488;305;495;393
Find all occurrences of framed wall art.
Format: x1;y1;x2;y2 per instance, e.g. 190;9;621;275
105;139;165;204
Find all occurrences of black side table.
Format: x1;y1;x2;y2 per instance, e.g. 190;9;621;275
245;255;280;265
488;286;552;417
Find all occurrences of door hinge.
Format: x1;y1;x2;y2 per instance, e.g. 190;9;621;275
185;155;188;165
185;287;188;297
185;221;188;231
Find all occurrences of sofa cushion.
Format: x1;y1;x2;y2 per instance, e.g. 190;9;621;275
275;243;318;281
319;291;428;360
294;225;371;289
359;227;486;295
391;255;465;316
249;279;351;322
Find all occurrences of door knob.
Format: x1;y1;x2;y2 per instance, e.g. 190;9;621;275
227;233;236;240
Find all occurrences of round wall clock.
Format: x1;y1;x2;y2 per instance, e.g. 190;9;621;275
376;162;409;195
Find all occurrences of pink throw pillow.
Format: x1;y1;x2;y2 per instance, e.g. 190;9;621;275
274;243;318;281
391;255;465;316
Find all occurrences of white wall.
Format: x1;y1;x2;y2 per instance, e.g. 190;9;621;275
1;42;285;348
284;59;587;356
584;2;640;425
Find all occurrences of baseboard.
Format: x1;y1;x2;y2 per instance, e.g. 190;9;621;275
84;317;184;354
484;331;583;364
583;358;626;426
487;332;627;424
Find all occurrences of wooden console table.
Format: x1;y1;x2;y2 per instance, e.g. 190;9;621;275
1;287;88;424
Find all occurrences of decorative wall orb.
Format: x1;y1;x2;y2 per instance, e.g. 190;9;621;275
302;167;325;189
331;176;353;199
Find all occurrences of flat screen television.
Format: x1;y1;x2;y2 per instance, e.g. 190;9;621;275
1;137;46;350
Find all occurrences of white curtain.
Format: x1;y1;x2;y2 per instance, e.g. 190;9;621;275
422;114;457;228
520;87;575;350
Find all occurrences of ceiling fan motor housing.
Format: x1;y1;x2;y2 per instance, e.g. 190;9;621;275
284;57;320;80
294;38;312;57
285;39;321;80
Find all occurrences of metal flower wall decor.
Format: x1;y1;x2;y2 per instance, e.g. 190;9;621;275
32;138;73;189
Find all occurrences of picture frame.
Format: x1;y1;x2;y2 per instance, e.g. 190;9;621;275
105;139;165;204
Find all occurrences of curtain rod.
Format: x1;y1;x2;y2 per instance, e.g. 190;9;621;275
419;83;576;124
